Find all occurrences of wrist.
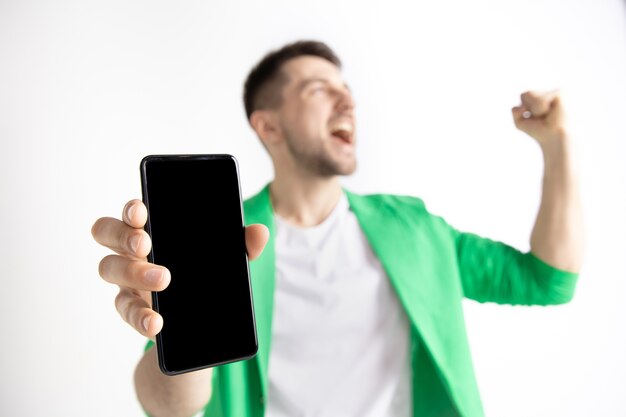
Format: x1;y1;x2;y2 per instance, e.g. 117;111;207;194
540;129;574;167
540;130;581;191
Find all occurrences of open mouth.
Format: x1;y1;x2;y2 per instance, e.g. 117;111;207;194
330;122;354;144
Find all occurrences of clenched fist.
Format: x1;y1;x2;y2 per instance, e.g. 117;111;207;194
512;90;568;149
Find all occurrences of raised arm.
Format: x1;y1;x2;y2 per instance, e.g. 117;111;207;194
512;90;584;272
454;91;583;306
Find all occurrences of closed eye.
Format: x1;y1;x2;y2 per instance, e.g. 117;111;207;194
311;86;327;94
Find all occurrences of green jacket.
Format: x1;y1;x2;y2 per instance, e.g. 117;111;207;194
147;185;578;417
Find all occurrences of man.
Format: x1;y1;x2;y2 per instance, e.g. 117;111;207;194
92;40;584;417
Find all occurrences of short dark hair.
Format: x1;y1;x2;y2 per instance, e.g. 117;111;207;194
243;40;342;121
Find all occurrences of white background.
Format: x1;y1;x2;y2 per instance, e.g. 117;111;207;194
1;0;625;416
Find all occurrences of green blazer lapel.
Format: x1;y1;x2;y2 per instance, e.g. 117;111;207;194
345;191;431;323
242;185;276;403
346;190;477;417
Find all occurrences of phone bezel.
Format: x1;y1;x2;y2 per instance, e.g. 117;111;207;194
140;154;258;375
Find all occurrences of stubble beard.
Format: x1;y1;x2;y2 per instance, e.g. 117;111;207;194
284;132;357;177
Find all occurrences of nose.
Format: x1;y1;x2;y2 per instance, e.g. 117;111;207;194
336;89;355;112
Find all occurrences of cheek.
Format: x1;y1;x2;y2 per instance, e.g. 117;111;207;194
302;104;331;131
284;100;333;137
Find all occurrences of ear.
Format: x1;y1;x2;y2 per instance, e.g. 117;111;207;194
250;110;282;147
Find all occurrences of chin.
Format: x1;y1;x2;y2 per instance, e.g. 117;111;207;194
340;161;357;176
329;159;357;177
300;153;357;177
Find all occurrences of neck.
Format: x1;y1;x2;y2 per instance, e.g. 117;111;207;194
269;173;343;228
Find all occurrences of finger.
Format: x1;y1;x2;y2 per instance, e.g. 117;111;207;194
546;94;564;123
122;199;148;229
520;90;559;118
99;254;171;291
115;288;163;338
245;224;270;261
92;217;152;258
511;104;544;133
511;105;529;123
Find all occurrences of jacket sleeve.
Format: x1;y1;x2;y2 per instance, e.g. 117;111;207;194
452;229;579;306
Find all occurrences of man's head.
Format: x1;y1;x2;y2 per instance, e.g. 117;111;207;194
244;40;357;177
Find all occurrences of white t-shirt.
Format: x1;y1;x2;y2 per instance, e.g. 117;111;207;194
267;193;413;417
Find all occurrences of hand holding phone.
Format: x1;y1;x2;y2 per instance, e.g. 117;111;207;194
140;154;262;375
92;155;269;375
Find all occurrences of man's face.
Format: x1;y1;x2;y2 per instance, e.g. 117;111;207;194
273;55;356;177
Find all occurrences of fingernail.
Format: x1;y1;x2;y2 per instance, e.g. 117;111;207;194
143;316;151;332
129;234;141;253
145;269;163;285
126;204;136;223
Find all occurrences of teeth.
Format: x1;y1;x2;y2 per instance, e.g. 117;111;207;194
330;122;353;134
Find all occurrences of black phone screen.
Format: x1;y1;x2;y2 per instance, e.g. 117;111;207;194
140;154;257;375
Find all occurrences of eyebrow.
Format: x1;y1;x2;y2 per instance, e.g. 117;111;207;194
298;78;351;92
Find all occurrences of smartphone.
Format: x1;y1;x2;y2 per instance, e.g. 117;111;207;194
140;154;257;375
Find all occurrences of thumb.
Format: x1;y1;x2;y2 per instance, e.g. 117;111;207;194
245;224;270;260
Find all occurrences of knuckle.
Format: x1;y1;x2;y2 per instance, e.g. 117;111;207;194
116;225;128;252
123;259;140;284
521;91;538;104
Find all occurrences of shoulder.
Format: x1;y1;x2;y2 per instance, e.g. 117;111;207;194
346;190;453;235
346;190;428;215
